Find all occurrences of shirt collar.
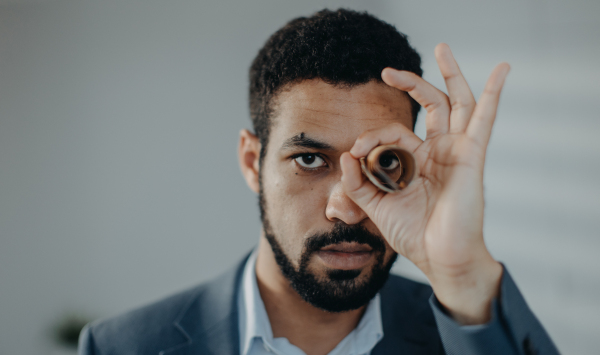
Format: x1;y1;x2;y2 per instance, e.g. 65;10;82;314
238;248;384;355
239;249;273;354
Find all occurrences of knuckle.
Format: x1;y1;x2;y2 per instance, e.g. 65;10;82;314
403;71;419;80
356;130;374;142
400;72;420;90
483;87;500;96
424;95;450;113
451;99;475;111
390;122;410;137
390;121;405;131
442;70;460;80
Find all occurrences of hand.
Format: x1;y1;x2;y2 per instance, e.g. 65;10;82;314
340;43;510;325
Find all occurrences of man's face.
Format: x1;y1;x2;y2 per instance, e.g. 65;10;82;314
258;79;413;312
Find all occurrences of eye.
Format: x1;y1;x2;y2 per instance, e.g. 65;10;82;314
294;154;326;169
378;152;399;170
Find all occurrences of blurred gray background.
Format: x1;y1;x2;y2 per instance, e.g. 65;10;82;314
0;0;598;354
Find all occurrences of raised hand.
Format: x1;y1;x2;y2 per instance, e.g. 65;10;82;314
340;43;510;325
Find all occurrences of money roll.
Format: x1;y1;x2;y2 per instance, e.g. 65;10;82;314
359;145;416;193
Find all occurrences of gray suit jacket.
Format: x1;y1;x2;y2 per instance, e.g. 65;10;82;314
78;254;559;355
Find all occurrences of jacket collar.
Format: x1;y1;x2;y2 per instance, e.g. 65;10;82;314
159;254;249;355
158;254;442;355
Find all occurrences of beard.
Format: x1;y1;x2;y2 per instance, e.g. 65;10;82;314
258;179;397;313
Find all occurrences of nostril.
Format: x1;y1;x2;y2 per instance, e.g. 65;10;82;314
325;197;368;224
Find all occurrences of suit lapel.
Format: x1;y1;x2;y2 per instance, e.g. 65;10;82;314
160;254;249;355
158;256;443;355
372;275;444;355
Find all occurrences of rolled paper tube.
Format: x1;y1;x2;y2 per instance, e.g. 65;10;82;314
359;145;416;193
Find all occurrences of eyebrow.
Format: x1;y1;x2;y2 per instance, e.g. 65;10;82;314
281;132;335;151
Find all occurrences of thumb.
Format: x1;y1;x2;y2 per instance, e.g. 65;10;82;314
340;152;383;215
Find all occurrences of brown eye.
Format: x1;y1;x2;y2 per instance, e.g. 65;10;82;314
294;154;325;169
378;152;399;170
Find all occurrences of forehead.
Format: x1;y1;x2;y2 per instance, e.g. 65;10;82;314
271;79;413;149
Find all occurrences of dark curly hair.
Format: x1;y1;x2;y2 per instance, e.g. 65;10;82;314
249;8;423;160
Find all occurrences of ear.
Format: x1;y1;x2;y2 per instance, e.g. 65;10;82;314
238;129;261;194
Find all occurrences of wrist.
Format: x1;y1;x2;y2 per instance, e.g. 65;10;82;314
428;258;503;325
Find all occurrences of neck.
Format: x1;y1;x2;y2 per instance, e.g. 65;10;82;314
254;235;366;355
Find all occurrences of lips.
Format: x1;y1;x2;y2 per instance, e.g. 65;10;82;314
319;242;373;253
316;242;374;270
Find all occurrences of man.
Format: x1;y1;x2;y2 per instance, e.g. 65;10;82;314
78;9;559;355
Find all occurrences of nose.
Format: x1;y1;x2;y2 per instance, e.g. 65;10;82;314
325;181;368;225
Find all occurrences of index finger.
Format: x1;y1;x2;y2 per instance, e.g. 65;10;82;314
435;43;476;133
350;122;422;158
382;68;451;139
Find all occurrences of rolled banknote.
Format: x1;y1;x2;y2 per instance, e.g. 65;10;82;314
359;145;416;193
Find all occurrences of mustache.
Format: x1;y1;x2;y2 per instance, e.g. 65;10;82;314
304;223;386;254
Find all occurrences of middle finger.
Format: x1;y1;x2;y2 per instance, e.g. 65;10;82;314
434;43;476;133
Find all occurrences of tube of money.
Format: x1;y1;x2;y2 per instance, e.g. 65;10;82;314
359;145;416;193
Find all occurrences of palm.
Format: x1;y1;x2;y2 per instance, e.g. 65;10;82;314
341;43;510;279
375;134;486;276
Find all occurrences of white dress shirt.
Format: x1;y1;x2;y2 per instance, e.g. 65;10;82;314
237;249;384;355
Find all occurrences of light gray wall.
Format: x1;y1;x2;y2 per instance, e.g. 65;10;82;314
378;3;600;355
0;1;598;354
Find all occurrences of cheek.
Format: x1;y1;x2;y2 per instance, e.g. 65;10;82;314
261;163;331;259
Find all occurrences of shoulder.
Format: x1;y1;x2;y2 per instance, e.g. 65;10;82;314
80;255;248;355
81;283;206;354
